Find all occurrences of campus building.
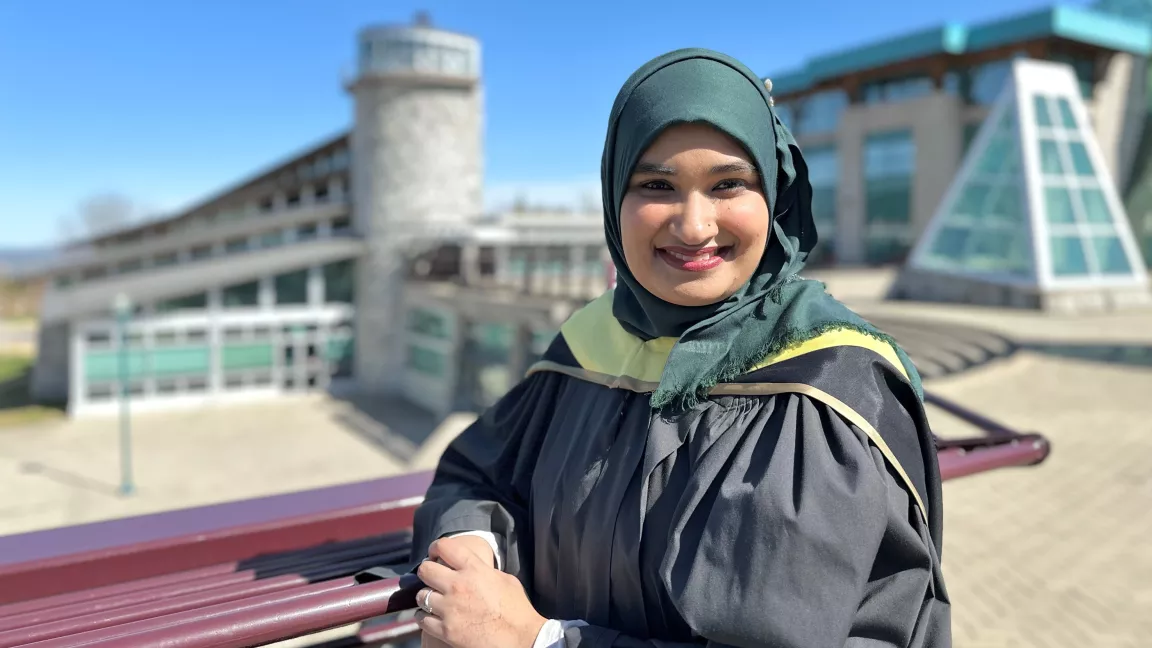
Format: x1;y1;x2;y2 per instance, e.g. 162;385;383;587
30;5;1152;417
32;17;606;418
896;58;1150;310
765;4;1152;270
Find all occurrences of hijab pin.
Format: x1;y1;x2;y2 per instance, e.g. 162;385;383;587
764;78;775;107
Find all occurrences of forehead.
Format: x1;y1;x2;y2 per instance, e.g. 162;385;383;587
641;122;752;162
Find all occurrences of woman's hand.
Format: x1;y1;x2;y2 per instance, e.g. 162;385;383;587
415;537;546;648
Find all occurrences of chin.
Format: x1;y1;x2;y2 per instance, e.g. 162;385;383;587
658;283;733;307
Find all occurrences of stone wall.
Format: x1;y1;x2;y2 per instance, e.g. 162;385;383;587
350;73;484;395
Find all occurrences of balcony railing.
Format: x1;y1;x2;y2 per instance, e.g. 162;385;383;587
48;200;354;292
0;393;1048;647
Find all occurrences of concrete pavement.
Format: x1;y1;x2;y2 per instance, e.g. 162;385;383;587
1;281;1151;646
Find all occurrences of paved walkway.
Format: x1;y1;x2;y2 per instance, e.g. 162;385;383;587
0;395;408;535
933;352;1152;648
1;288;1150;646
855;299;1152;648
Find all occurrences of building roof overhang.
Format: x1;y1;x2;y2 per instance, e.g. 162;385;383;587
40;237;365;324
767;5;1152;97
77;131;351;250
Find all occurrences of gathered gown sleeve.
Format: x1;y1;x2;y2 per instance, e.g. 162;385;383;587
561;393;946;648
410;371;563;580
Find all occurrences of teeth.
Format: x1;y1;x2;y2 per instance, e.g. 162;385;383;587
666;250;715;262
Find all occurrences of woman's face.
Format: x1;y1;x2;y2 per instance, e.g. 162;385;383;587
620;123;770;307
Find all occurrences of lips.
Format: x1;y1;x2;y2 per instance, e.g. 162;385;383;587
656;245;729;272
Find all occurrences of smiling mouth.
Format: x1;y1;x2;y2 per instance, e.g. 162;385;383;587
656;245;732;272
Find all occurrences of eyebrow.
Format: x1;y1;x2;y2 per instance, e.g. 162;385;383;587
633;161;758;176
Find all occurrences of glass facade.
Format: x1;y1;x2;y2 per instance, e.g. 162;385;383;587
259;230;284;249
962;122;981;158
361;33;475;77
774;102;795;131
117;258;143;274
222;280;260;308
465;322;514;409
323;260;355;303
224;237;249;254
79;316;352;406
967;59;1013;105
805;145;839;262
862;76;934;104
155;292;209;313
529;328;557;364
919;85;1140;283
408;308;450;339
794;90;849;136
1032;93;1135;277
863;130;916;263
920;110;1033;277
331;216;353;235
406;345;447;377
274;269;309;305
84;345;212;401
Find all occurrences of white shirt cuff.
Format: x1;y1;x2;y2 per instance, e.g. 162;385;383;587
443;530;503;571
532;619;589;648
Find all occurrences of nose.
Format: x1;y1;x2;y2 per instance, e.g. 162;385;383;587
668;191;718;245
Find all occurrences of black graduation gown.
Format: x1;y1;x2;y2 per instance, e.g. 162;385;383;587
410;293;951;647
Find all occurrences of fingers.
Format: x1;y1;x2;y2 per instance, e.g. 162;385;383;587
429;537;482;570
416;559;456;592
416;587;447;616
415;609;446;641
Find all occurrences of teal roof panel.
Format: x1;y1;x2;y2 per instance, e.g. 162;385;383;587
805;25;967;81
763;5;1152;96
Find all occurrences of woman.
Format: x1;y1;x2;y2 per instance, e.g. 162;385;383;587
406;48;950;648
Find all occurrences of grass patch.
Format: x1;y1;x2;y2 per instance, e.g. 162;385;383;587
0;353;65;428
0;405;62;428
0;354;32;383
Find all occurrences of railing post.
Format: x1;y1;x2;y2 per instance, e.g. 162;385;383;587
113;293;135;496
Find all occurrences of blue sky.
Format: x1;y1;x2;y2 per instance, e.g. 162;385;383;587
0;0;1076;248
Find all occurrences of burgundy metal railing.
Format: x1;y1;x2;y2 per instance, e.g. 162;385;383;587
0;394;1048;647
928;391;1051;480
0;472;434;605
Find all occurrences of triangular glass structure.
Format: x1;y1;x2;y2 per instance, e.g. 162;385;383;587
899;58;1150;309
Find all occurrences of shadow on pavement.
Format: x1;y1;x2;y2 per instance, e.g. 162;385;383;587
1022;342;1152;368
326;392;444;463
17;460;123;497
864;315;1152;379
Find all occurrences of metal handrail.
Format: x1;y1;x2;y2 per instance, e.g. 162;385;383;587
0;472;433;604
925;390;1051;480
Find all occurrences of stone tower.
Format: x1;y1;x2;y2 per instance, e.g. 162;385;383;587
347;14;484;394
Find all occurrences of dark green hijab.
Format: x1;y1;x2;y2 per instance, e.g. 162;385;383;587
601;48;923;410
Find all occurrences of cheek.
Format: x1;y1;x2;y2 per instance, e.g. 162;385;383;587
718;199;771;250
619;198;668;253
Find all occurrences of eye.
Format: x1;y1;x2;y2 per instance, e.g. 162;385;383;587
713;179;748;192
639;179;674;191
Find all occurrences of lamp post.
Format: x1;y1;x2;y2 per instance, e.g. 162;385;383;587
113;293;135;496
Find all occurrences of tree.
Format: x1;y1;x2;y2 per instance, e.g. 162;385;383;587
58;193;143;243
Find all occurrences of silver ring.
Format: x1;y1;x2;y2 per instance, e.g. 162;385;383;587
421;588;434;615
